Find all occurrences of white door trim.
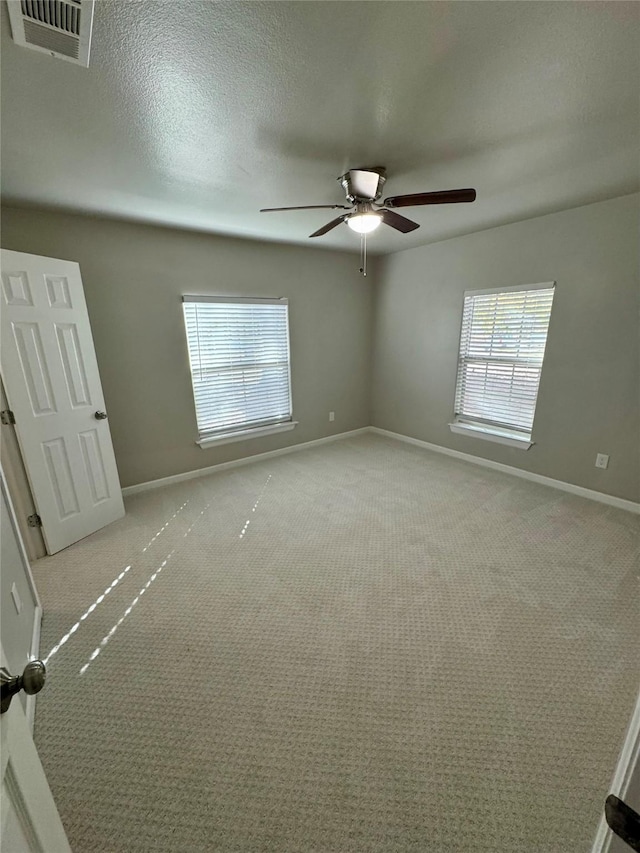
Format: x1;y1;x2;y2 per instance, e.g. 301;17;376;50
0;379;46;561
591;686;640;852
0;466;42;731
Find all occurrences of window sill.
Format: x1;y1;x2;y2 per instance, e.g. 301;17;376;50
448;422;533;450
196;421;298;449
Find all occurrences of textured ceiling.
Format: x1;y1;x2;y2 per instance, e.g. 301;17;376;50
1;1;639;254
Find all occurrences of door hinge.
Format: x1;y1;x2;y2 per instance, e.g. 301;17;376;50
0;410;16;425
27;513;42;528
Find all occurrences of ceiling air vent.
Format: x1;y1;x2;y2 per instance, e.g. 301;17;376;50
7;0;95;67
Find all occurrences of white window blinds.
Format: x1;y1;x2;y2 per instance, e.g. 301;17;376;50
182;296;292;438
453;283;555;437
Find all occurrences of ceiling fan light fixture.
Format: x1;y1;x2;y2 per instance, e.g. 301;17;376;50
347;212;382;234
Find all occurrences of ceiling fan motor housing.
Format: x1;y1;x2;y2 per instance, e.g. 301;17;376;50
339;168;386;203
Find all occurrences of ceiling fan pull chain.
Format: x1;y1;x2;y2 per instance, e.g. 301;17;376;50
359;232;368;276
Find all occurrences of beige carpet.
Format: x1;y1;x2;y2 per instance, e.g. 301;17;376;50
32;434;640;852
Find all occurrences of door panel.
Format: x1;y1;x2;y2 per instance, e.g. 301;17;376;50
1;250;124;554
45;275;72;309
2;271;33;306
79;428;111;503
42;438;81;518
56;322;91;406
13;323;57;415
2;769;38;853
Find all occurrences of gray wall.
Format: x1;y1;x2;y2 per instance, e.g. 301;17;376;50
2;195;638;503
372;194;640;502
1;207;373;487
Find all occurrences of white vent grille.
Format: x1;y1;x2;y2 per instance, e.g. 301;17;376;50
21;1;81;34
7;0;94;67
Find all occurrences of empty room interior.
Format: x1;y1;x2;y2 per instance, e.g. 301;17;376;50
1;2;639;851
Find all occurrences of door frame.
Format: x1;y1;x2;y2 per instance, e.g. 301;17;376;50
591;685;640;852
1;378;46;561
0;463;42;730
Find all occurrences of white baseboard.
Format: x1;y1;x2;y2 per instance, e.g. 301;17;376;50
121;428;370;496
369;427;640;514
122;425;640;514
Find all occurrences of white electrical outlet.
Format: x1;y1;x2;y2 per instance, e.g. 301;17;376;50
595;453;609;469
329;411;335;422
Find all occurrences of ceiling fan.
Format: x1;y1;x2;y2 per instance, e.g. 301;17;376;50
260;167;476;239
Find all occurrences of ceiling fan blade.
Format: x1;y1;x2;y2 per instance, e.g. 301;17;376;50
309;215;348;238
260;204;351;212
379;209;420;233
383;188;477;209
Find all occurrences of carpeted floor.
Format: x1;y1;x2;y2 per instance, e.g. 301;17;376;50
32;434;640;852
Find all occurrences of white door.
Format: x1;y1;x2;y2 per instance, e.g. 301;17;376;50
1;466;71;852
1;642;71;853
1;250;124;554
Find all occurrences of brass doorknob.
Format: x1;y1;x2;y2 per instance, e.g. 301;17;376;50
94;411;108;420
1;660;46;714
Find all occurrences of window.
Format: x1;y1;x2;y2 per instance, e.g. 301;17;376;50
182;296;294;447
450;282;555;449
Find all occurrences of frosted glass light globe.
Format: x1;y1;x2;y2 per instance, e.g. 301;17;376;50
347;213;382;234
